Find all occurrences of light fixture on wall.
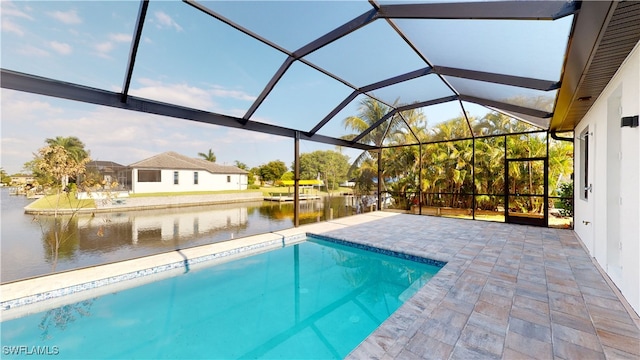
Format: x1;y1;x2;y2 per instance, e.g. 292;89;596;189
621;115;639;128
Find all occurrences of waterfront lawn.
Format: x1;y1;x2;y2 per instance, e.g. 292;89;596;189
29;193;96;210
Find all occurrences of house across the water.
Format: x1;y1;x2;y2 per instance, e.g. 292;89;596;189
85;161;131;190
10;174;35;186
128;151;248;194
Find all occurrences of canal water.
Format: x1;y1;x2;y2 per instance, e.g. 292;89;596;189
0;188;358;283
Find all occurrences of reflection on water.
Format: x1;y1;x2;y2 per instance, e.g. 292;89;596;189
1;188;358;282
39;299;95;341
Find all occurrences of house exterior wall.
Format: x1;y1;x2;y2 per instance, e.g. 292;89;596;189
574;40;640;314
132;169;247;194
10;176;34;185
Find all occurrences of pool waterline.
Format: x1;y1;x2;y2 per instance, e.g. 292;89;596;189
1;218;443;359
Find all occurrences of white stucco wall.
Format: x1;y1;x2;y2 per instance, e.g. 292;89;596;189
574;41;640;314
132;169;247;194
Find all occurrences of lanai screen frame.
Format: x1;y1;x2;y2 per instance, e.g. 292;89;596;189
2;0;599;227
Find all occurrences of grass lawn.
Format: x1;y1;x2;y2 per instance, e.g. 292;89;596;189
28;193;96;210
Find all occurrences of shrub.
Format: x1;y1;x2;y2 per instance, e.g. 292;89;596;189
556;182;573;217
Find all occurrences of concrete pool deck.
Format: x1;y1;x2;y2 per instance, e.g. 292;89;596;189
1;212;638;358
329;214;639;359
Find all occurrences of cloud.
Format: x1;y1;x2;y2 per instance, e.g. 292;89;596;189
1;20;24;36
95;41;114;54
17;44;49;57
132;79;217;111
1;1;33;36
1;91;64;123
92;33;130;58
1;91;65;173
49;41;72;55
211;86;257;102
1;1;34;20
130;79;258;117
154;11;183;32
109;33;131;43
49;9;82;24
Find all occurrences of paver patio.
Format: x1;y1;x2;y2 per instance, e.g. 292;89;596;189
315;213;639;359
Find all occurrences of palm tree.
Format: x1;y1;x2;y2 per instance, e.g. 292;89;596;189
45;136;89;163
344;98;429;192
44;136;90;187
198;149;216;162
549;140;573;195
343;98;400;174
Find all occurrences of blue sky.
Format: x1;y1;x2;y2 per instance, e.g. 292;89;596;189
0;1;571;175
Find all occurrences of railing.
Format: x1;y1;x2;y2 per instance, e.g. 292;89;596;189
382;191;574;227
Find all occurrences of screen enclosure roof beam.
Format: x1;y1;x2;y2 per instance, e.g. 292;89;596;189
460;95;553;119
433;66;560;91
1;69;376;152
120;0;149;104
308;67;434;135
352;95;458;144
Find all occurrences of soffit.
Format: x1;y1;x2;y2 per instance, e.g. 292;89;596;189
551;1;640;131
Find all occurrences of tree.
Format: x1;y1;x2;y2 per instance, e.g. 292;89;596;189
343;98;426;196
31;144;90;270
281;171;294;182
249;166;261;186
198;149;216;162
234;160;248;170
45;136;89;163
33;145;90;192
43;136;90;186
297;150;350;192
342;98;400;177
0;168;10;185
556;182;573;217
259;160;287;184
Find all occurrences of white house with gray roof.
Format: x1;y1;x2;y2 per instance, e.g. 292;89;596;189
129;152;248;194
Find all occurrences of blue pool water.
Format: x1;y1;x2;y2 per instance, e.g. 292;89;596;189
1;237;441;359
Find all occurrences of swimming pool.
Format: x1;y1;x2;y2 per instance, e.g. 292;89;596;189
1;236;442;359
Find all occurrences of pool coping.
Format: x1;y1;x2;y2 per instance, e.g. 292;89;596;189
0;211;401;320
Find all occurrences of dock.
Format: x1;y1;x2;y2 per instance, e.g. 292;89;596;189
264;194;321;202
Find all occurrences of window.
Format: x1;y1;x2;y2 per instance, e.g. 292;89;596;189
579;128;589;200
227;175;231;183
194;172;199;185
138;170;161;182
174;171;179;185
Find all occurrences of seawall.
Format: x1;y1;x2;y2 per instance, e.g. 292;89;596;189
24;191;265;215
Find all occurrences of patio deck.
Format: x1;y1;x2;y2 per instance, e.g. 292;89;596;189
318;213;640;359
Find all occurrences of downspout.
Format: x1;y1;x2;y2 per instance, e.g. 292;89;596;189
550;129;574;143
549;129;574;229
